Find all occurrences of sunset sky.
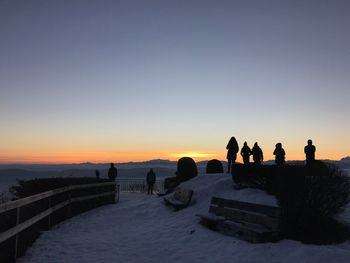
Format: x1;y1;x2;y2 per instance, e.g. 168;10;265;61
1;0;349;164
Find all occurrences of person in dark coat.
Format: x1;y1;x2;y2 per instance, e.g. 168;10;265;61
108;163;118;181
240;141;251;165
226;136;239;173
273;143;285;165
251;142;263;165
304;139;316;165
146;168;156;195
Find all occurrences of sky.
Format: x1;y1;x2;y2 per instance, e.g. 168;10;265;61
0;0;349;164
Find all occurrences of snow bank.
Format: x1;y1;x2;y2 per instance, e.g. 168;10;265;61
18;174;350;263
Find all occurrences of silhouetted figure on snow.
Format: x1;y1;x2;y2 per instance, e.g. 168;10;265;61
95;170;100;179
108;163;118;181
304;139;316;165
240;141;251;165
146;168;156;195
226;136;239;173
251;142;263;165
273;143;285;165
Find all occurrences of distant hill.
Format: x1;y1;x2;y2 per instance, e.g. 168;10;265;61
0;159;177;171
1;157;349;171
340;156;350;162
0;157;349;193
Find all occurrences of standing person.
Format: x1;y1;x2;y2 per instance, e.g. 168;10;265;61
240;141;251;165
273;143;286;165
146;168;156;195
251;142;263;165
304;139;316;165
108;163;118;181
226;136;239;173
95;170;100;179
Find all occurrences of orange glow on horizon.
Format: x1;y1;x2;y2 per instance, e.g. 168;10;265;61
171;152;218;159
0;150;345;164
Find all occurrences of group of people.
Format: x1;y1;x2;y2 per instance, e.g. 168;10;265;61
226;137;316;173
103;137;317;190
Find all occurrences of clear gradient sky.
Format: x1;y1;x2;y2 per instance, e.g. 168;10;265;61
1;0;349;164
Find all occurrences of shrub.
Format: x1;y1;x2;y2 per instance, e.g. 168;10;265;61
275;161;350;243
206;159;224;174
175;157;198;181
164;157;198;192
231;161;350;243
231;164;277;191
164;177;179;192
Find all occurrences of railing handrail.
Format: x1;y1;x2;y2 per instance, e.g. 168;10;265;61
0;181;116;213
116;178;164;193
0;181;118;261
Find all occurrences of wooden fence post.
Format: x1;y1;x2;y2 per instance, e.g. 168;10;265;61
14;207;20;261
48;196;51;229
0;182;116;261
67;187;72;219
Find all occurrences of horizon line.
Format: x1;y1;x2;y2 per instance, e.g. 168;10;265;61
0;157;348;166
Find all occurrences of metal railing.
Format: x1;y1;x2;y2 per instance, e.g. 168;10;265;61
0;182;118;261
117;179;164;194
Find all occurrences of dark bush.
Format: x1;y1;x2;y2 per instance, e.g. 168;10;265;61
275;161;350;243
164;157;198;193
175;157;198;181
164;177;179;192
231;164;277;191
206;159;224;174
231;161;350;243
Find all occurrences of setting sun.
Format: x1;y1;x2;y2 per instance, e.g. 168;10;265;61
171;152;218;160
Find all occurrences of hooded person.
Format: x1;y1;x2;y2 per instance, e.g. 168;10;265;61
226;136;239;173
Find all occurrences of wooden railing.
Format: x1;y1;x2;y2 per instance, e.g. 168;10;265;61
0;182;118;262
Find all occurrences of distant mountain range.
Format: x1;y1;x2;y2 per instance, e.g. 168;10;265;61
0;157;349;172
0;158;349;192
340;157;350;162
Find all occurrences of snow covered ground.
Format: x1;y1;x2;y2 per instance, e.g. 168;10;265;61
18;174;350;263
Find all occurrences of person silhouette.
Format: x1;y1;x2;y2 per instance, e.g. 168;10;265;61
251;142;263;165
146;168;156;195
273;143;285;165
240;141;251;165
226;136;239;173
108;163;118;181
304;139;316;165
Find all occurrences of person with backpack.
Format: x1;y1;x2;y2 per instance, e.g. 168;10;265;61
304;139;316;165
240;141;251;165
146;168;156;195
251;142;264;165
273;143;286;165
